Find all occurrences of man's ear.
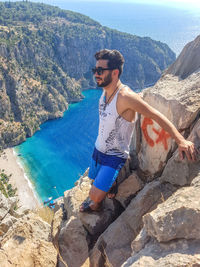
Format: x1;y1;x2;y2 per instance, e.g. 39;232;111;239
113;69;119;77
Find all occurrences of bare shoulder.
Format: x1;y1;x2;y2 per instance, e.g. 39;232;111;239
118;85;141;103
117;85;150;114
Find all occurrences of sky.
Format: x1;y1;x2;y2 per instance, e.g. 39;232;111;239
2;0;200;10
28;0;200;9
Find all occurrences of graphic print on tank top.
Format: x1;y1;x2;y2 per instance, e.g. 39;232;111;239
104;115;127;157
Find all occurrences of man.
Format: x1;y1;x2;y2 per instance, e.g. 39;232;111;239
80;49;197;212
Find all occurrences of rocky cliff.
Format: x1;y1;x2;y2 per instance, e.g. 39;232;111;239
0;1;175;149
0;192;57;266
49;35;199;267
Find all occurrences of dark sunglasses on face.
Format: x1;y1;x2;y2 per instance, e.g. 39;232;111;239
92;67;114;75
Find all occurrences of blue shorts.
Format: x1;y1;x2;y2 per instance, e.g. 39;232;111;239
88;148;126;192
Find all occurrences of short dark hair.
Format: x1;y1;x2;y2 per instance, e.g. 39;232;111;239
94;49;125;77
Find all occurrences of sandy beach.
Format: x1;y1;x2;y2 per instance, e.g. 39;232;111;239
0;148;41;210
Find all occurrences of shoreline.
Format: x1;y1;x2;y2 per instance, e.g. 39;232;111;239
0;148;41;210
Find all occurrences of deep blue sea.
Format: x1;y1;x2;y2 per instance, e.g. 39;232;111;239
15;89;102;201
14;1;200;202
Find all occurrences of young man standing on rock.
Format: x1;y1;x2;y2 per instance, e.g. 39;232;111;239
80;49;198;212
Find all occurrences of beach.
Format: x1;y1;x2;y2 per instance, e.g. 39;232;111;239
0;148;41;210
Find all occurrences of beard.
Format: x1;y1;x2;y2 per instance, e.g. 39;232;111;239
96;71;112;87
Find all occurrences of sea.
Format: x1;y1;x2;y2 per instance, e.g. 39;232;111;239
14;1;200;202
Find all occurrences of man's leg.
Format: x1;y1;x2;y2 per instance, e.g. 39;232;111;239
80;165;120;212
79;185;107;211
107;180;118;199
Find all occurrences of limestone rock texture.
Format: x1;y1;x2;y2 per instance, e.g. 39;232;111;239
165;35;200;79
143;174;200;242
134;35;200;179
160;118;200;186
0;209;57;267
52;35;200;267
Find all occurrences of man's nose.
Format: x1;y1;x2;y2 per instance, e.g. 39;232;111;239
94;72;100;77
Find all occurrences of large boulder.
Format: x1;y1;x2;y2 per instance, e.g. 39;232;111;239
134;64;200;179
122;238;200;267
79;197;121;236
63;174;124;237
89;181;175;267
115;172;143;207
57;216;89;267
122;166;200;267
143;173;200;242
165;35;200;79
64;175;91;218
160;118;200;186
0;212;57;267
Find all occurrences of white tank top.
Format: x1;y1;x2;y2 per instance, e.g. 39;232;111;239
95;85;135;159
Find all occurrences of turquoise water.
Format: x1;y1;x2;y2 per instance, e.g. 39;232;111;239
15;89;102;201
14;1;200;201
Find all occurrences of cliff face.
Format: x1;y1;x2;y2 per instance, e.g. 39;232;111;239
0;195;57;267
51;36;200;266
0;2;175;148
165;35;200;79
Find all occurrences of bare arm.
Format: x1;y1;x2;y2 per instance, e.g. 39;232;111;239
123;90;197;161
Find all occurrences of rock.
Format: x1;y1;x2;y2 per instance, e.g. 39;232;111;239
131;227;150;254
0;192;10;220
191;173;200;187
64;176;91;218
0;251;13;267
160;118;200;186
57;216;88;267
0;213;17;236
90;181;175;267
0;237;57;267
160;155;190;186
130;113;141;156
122;238;200;267
79;197;120;236
0;212;57;267
166;35;200;79
1;212;52;244
10;206;30;218
143;182;200;242
64;175;123;238
8;196;18;211
135;66;200;178
51;205;64;243
116;172;143;207
117;158;132;184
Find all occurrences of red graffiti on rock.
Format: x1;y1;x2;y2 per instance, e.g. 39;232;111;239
141;117;154;147
141;117;171;150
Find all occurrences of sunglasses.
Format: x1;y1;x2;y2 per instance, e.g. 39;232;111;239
92;67;114;75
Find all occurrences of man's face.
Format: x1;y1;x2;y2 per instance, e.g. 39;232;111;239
94;59;113;87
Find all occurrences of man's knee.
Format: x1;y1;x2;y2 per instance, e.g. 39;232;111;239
89;185;107;203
